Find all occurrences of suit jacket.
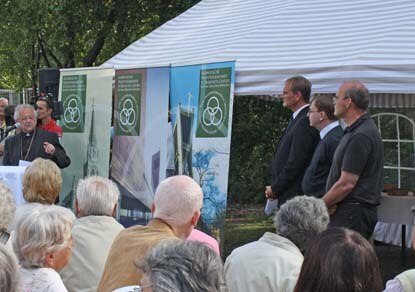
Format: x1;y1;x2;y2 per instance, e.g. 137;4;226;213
3;128;70;168
271;106;319;206
301;125;343;197
97;218;177;292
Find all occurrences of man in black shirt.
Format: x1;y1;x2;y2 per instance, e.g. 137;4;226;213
302;95;343;197
323;81;383;239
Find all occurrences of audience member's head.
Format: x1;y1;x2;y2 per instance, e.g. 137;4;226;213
153;175;203;239
275;196;329;252
0;244;19;292
22;158;62;204
138;240;226;292
13;203;75;271
0;182;15;235
294;227;382;292
75;176;120;218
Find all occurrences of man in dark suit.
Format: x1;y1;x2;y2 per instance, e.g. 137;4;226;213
265;76;319;207
301;95;343;197
3;104;70;168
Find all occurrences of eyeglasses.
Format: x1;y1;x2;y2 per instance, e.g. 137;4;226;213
308;110;321;114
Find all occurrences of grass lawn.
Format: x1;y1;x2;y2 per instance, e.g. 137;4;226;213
224;203;274;259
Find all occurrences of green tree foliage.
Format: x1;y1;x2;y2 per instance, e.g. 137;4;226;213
0;0;199;89
228;97;291;204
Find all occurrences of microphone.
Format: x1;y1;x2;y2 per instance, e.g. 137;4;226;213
5;122;20;134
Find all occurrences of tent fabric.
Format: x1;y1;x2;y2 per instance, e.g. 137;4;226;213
102;0;415;96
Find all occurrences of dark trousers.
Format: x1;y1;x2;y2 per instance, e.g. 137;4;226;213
329;202;377;240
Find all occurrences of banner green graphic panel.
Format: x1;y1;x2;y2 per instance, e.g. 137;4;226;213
61;75;86;133
115;73;142;136
196;67;231;137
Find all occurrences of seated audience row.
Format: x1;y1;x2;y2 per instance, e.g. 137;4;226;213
2;171;412;292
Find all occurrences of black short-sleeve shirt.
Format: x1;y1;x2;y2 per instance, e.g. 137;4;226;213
326;114;384;205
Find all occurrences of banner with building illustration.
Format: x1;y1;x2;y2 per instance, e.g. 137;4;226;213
58;68;113;207
111;67;170;227
170;61;235;244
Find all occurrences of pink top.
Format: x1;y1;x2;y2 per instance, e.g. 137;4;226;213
187;229;220;256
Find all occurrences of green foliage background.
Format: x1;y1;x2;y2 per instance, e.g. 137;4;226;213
0;0;199;89
228;97;291;204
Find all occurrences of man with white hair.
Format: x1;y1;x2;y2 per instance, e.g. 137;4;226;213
59;176;124;292
225;196;329;292
2;104;70;168
98;175;203;292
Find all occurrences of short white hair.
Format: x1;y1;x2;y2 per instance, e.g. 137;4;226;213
0;182;15;231
275;196;329;252
13;203;75;268
153;175;203;227
76;176;120;216
14;104;37;121
0;244;19;292
0;97;9;105
138;240;226;291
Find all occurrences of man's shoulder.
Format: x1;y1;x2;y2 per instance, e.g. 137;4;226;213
324;126;343;142
114;223;175;245
73;216;124;235
5;133;19;144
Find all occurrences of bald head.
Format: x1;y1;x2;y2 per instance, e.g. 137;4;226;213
339;80;369;111
153;175;203;228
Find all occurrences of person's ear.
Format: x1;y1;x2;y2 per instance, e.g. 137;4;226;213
44;253;54;268
112;203;117;217
75;199;80;217
190;210;201;226
319;111;326;121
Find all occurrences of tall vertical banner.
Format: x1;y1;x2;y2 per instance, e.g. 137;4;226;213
59;68;113;207
111;67;170;227
170;61;235;245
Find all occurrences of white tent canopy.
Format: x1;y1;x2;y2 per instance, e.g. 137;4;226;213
103;0;415;96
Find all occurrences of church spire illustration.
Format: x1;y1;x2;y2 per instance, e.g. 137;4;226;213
84;99;99;176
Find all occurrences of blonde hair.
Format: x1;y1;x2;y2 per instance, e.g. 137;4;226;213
23;158;62;204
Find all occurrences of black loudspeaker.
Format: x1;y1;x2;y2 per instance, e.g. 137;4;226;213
39;68;60;100
38;68;62;120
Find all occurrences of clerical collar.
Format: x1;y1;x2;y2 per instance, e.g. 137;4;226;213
23;131;34;137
